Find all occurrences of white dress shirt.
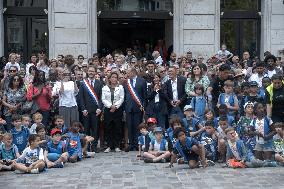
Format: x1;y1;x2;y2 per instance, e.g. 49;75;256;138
171;78;178;101
52;81;78;107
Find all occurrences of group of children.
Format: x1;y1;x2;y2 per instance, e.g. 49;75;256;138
137;102;284;169
0;114;94;173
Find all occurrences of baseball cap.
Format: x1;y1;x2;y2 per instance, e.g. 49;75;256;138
147;118;157;124
184;105;193;111
50;128;62;136
249;81;258;87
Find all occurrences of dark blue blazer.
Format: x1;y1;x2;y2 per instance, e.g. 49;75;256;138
79;79;103;113
123;77;147;113
164;76;187;108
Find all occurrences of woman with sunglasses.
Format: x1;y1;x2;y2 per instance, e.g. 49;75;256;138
2;75;26;131
52;69;79;128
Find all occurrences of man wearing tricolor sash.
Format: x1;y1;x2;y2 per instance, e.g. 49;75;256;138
79;65;103;153
124;68;147;151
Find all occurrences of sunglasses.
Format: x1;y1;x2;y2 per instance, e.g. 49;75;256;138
9;70;17;73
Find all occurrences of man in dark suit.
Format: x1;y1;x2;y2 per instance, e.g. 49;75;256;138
79;65;103;152
164;66;187;119
124;68;147;151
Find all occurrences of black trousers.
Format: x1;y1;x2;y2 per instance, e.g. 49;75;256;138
82;113;99;146
105;119;122;149
126;111;143;149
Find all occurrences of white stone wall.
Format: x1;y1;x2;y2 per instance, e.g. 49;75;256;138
174;0;220;59
271;0;284;58
48;0;97;59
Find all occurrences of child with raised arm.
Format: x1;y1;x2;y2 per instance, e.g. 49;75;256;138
168;127;207;169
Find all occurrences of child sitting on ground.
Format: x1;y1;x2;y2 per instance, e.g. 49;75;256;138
66;122;83;163
237;102;255;153
168;127;207;169
146;118;157;141
0;133;20;171
53;115;68;134
143;127;171;163
214;104;236;128
11;114;30;154
216;116;229;163
137;123;151;158
199;121;218;163
250;103;275;160
273;122;284;165
166;115;184;147
46;128;68;168
13;134;45;174
182;105;204;138
29;112;44;134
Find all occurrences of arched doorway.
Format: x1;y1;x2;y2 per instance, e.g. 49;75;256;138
97;0;173;58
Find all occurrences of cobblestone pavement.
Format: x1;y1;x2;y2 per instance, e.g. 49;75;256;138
1;152;284;189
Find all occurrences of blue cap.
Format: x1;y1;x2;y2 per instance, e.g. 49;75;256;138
250;81;258;87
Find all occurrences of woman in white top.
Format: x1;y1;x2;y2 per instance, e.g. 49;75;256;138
52;69;79;128
102;72;125;153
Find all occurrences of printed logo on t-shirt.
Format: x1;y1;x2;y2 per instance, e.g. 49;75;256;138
70;140;78;148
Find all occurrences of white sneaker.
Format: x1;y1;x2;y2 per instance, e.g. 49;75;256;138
115;148;121;152
87;152;95;158
104;147;111;153
30;168;39;174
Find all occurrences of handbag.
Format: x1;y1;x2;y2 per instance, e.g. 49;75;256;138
22;86;40;114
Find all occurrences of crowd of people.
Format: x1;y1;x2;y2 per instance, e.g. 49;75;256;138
0;42;284;173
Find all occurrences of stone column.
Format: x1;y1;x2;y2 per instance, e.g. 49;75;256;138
182;0;220;59
48;0;96;59
262;0;284;58
0;0;4;57
173;0;184;56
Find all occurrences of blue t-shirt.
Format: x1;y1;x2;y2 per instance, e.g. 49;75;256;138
11;126;30;153
66;132;82;159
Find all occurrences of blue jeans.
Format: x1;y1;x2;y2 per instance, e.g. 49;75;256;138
48;153;61;162
4;115;12;132
40;110;50;128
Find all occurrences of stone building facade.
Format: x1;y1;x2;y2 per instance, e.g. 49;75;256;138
0;0;284;60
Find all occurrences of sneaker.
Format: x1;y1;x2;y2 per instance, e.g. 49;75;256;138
104;147;111;153
160;158;167;163
30;168;39;174
144;158;153;163
115;148;121;152
15;170;26;174
207;160;215;166
86;152;95;158
53;162;64;168
263;160;278;167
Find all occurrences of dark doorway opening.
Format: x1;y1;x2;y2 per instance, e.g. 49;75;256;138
3;0;48;63
98;19;167;56
220;0;261;58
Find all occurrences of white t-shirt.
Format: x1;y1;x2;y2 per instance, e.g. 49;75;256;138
216;50;232;59
249;73;268;87
29;123;37;134
5;62;20;71
52;81;78;107
150;139;168;151
19;147;44;164
251;118;273;144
